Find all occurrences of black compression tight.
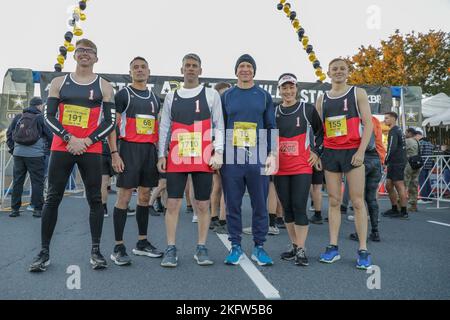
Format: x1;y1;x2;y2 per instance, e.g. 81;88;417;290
274;174;312;226
41;151;104;249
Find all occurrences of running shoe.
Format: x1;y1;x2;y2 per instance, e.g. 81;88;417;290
127;206;136;216
319;245;341;264
275;217;286;229
186;205;194;214
224;245;243;265
161;246;178;267
356;250;372;270
9;210;20;218
309;215;323;224
295;248;309;266
242;227;252;235
209;219;220;230
110;244;132;266
280;244;297;261
194;245;214;266
29;249;50;272
382;209;398;217
369;231;380;242
27;205;35;212
32;210;42;218
192;214;198;223
268;225;280;235
251;246;273;266
90;247;108;270
149;206;160;217
213;224;228;234
132;240;163;258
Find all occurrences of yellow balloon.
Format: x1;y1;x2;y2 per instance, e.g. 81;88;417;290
315;68;323;77
73;27;83;36
319;74;327;81
292;19;300;29
280;0;286;4
309;54;316;62
67;43;75;52
57;55;65;64
80;13;86;21
302;36;309;46
64;41;71;48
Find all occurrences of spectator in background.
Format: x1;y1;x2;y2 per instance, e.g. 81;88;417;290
441;145;450;190
416;128;434;203
6;97;53;218
404;128;421;212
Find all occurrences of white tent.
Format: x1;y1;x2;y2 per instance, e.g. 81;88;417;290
423;107;450;127
422;93;450;118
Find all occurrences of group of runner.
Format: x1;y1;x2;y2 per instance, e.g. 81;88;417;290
29;38;375;272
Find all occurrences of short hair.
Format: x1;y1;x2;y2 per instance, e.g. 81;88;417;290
182;53;202;66
384;111;398;120
328;58;348;68
75;39;97;53
406;128;417;135
214;82;232;92
130;56;149;66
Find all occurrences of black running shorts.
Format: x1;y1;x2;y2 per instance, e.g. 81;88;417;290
116;140;159;189
312;168;324;185
386;163;405;182
101;155;115;177
322;148;359;173
166;172;212;201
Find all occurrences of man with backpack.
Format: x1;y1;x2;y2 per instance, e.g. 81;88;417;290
6;97;53;218
404;128;422;212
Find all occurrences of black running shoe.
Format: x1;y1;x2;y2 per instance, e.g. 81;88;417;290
369;231;380;242
295;248;309;266
309;215;323;225
390;212;409;220
32;210;42;218
209;219;220;230
29;249;50;272
155;198;164;213
91;247;108;270
132;240;163;258
186;205;193;214
349;233;359;241
110;244;132;266
9;210;20;218
275;217;286;229
382;209;398;217
280;244;297;261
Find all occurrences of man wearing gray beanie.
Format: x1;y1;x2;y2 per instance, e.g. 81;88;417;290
221;54;277;266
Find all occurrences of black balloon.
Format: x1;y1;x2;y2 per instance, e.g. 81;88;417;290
79;1;86;10
297;28;305;37
277;3;283;10
306;45;313;54
54;64;62;72
64;31;73;42
59;46;68;55
289;11;296;20
313;60;321;69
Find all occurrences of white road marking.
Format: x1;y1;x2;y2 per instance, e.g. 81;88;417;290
216;233;281;300
427;220;450;227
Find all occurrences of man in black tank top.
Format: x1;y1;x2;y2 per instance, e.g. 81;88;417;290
316;58;374;270
30;39;116;272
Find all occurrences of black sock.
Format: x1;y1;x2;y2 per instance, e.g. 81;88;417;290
269;214;276;227
314;210;322;217
92;244;99;251
156;197;163;207
392;205;398;212
103;203;107;214
136;205;150;237
211;216;219;222
276;217;284;224
219;219;226;226
113;207;128;242
310;201;314;207
401;207;407;214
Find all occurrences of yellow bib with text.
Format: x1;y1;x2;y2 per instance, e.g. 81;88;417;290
325;115;348;138
233;122;257;147
178;132;202;157
136;115;155;135
62;105;90;129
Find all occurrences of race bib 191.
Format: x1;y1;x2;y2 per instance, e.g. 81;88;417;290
62;104;90;129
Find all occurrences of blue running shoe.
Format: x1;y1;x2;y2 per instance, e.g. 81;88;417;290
319;245;341;263
224;245;243;265
356;250;372;270
251;246;273;266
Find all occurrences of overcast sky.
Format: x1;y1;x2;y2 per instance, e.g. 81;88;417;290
0;0;449;90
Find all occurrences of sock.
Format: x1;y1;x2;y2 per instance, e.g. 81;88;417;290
219;220;227;226
103;203;107;214
156;197;163;207
310;201;314;207
136;205;150;237
276;217;284;224
113;207;128;242
211;216;219;222
401;207;407;214
92;244;99;251
314;210;322;217
269;214;276;227
392;205;398;212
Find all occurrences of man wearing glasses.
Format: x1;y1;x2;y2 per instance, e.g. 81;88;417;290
29;39;116;272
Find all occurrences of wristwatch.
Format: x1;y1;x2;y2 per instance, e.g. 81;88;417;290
63;133;73;143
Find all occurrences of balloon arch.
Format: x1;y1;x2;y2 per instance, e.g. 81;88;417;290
54;0;326;82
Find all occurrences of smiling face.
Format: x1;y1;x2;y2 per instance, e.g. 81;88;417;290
236;62;255;84
74;44;98;68
327;59;349;84
130;59;150;83
279;82;297;106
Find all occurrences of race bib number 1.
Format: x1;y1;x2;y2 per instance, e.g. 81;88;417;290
136;114;155;135
62;105;90;129
233;122;257;147
325;115;348;138
178;132;202;157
